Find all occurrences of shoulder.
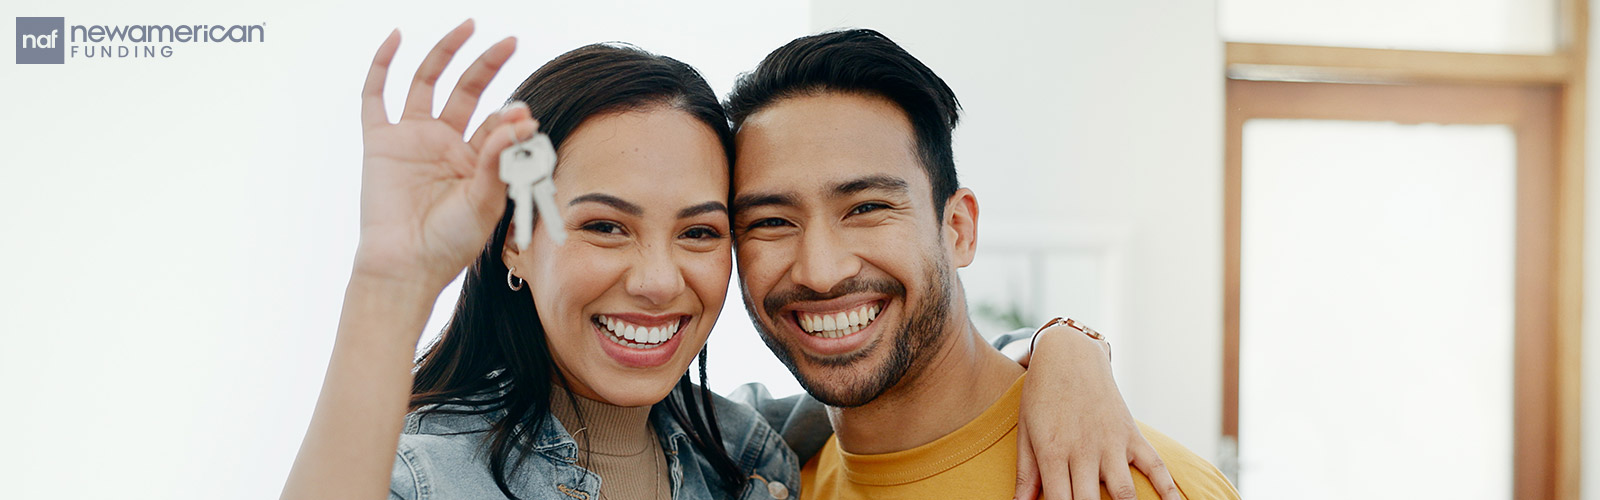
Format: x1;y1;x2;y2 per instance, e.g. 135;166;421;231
667;386;802;499
387;405;510;500
1134;422;1241;500
710;389;802;483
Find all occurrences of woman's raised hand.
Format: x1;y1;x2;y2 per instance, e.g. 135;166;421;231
355;19;537;292
280;24;534;500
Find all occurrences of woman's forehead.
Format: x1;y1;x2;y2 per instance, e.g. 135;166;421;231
553;108;730;202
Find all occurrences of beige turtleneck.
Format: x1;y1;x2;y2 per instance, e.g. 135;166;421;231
549;385;672;500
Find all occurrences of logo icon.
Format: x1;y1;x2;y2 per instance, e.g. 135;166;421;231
17;17;65;64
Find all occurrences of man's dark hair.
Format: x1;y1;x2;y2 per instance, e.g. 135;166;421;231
725;28;963;217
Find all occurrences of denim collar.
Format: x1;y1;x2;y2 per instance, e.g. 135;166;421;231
456;386;692;466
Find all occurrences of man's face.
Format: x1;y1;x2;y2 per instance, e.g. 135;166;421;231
732;92;957;408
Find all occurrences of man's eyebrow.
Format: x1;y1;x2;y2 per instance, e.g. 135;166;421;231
568;193;643;216
731;192;800;213
831;175;910;198
677;201;728;219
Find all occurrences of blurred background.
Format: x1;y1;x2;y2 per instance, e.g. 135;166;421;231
1;0;1594;498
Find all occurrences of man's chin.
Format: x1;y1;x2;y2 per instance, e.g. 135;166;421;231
790;357;906;408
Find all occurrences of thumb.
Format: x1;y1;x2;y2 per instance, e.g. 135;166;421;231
1014;420;1042;500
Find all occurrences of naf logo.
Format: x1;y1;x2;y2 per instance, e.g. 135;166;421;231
16;17;65;64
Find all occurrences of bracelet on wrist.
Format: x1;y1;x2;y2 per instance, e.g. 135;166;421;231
1030;317;1110;360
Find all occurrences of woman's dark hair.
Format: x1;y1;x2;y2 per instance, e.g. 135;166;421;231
408;43;743;498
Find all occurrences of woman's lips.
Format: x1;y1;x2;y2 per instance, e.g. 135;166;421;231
591;314;690;368
594;314;686;346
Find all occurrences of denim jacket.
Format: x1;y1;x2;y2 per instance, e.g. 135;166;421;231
389;385;800;500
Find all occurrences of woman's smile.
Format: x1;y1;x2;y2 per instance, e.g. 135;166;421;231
591;313;692;368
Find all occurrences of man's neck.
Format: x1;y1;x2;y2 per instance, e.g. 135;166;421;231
825;319;1026;455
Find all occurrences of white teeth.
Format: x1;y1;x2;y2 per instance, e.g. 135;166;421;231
797;303;882;337
597;314;678;348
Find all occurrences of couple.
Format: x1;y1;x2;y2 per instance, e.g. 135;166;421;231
281;20;1238;500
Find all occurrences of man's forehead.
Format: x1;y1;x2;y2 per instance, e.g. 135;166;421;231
732;92;924;194
737;92;913;147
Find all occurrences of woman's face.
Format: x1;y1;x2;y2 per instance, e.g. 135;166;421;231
504;107;732;407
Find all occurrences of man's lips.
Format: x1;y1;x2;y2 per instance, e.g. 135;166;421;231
792;300;884;339
777;294;888;339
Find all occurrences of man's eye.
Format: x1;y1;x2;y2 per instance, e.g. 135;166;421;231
582;221;625;235
681;226;723;240
746;218;790;230
849;203;889;216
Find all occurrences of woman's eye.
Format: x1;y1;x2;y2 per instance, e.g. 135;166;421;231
849;203;889;216
681;226;723;240
582;221;625;235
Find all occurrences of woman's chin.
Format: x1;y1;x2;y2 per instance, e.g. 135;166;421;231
588;378;683;408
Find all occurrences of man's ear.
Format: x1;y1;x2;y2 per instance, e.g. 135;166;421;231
941;188;979;268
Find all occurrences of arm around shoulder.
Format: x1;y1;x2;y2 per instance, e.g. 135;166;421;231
727;382;833;464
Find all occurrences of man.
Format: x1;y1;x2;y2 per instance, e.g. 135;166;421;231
725;29;1239;499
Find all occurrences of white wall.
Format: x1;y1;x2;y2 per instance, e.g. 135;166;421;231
809;0;1227;460
1;0;1233;497
0;1;807;498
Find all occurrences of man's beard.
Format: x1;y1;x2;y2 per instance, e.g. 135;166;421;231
741;263;952;408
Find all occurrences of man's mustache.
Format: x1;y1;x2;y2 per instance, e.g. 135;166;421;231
762;276;907;320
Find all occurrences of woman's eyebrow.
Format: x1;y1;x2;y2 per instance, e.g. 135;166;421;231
677;201;728;219
568;193;643;216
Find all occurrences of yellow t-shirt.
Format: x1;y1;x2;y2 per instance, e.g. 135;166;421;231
800;375;1240;499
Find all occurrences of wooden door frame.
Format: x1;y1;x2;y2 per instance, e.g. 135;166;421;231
1220;2;1585;498
1226;80;1560;498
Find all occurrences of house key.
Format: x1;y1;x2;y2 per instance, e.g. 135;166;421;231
499;131;565;249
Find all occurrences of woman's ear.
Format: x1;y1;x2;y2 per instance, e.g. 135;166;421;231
501;221;523;271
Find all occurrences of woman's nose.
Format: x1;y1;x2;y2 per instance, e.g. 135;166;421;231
626;243;687;306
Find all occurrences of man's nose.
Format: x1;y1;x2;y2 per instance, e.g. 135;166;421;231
626;243;686;306
790;226;861;294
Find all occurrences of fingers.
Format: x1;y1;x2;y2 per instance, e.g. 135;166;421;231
402;19;475;122
1102;457;1139;500
439;36;518;132
467;107;537;224
468;100;514;152
1132;445;1182;500
1068;458;1099;500
361;29;402;130
1014;421;1042;500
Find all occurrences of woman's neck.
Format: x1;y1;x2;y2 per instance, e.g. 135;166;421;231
548;384;657;456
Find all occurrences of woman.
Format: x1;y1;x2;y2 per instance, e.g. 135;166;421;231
281;20;1181;500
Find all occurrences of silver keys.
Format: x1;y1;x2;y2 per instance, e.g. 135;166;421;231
499;132;565;249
